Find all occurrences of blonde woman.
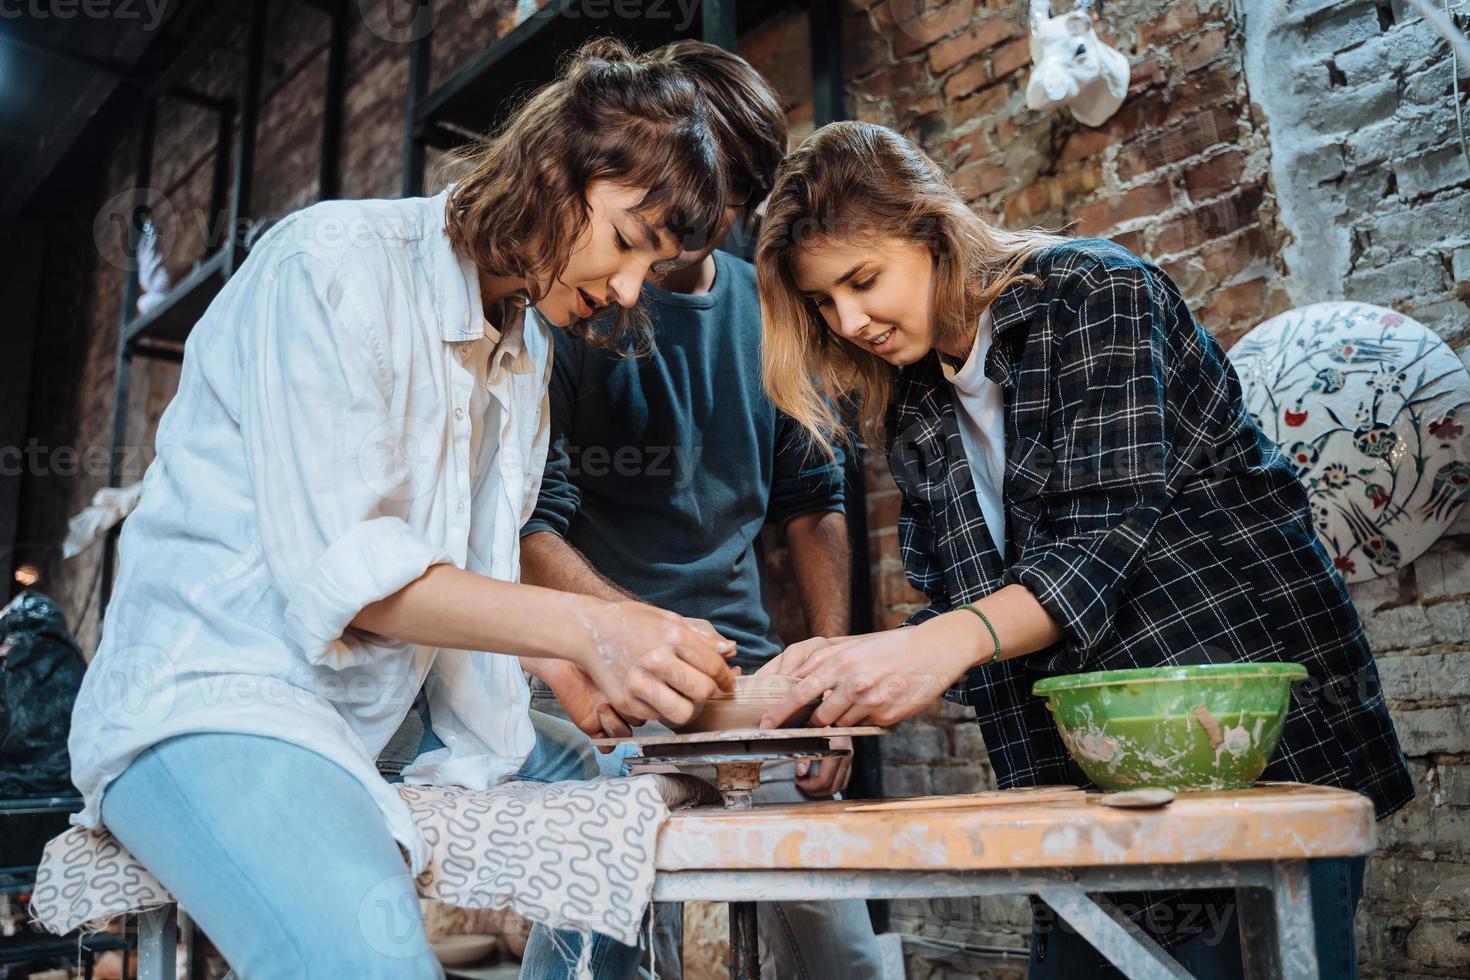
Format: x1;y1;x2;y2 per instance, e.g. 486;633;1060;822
754;121;1410;979
73;41;734;979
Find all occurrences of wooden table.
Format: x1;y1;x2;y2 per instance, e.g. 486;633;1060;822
121;782;1370;979
651;783;1374;980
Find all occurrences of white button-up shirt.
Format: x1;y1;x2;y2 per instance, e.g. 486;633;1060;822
68;190;551;875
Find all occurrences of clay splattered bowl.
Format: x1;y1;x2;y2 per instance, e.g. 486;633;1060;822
668;673;820;733
1032;663;1307;791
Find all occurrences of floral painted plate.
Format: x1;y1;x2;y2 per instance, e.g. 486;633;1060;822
1228;301;1470;582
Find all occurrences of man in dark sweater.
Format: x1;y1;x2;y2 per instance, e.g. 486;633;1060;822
518;41;885;980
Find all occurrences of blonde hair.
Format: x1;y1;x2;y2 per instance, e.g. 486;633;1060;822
756;121;1064;454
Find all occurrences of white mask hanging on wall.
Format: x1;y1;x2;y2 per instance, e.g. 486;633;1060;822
1025;0;1131;127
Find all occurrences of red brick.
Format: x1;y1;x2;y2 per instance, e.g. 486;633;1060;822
868;526;903;566
1197;276;1269;336
845;12;892;78
1198;224;1270;280
1172;25;1230;74
1111;228;1148;254
991;35;1032;80
1071;180;1175;236
992;118;1021;143
1053;98;1161;171
1129;55;1166;92
885;0;959;24
1162;66;1242;124
942;58;991;101
937;82;1011;127
1137;0;1225;47
1150;184;1264;255
897;90;945;120
875;559;928;606
866;488;904;530
1117;106;1240;181
1056;127;1113;170
1004;161;1105;223
1162;224;1270;294
952;160;1011;199
894;0;977;56
1184;149;1246;201
852;55;930;100
864;447;897;489
928;16;1019;73
943;126;991;165
852;97;898;127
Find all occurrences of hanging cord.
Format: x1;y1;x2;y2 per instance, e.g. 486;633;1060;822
1448;0;1470;177
1400;0;1470;175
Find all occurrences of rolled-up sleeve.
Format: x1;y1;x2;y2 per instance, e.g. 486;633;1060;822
238;253;453;667
1000;259;1181;666
768;410;846;526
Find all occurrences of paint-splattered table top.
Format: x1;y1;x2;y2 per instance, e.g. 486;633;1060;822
655;782;1374;871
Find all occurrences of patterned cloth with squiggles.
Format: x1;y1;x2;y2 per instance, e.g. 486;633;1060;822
28;774;711;949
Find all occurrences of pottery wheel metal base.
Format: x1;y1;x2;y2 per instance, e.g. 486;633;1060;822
592;727;887;810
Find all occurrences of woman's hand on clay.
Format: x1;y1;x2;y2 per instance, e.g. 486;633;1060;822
570;600;737;726
759;635;850;677
760;626;974;730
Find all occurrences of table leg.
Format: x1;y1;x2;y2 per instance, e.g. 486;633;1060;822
729;900;759;980
1236;885;1279;979
1271;860;1319;979
182;909;208;980
1033;885;1193;980
134;903;177;980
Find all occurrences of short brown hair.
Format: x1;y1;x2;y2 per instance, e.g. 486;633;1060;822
444;38;726;347
649;40;787;220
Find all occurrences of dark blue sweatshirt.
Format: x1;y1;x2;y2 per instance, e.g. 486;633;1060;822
521;251;845;669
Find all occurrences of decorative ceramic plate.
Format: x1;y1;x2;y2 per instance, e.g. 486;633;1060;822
1228;301;1470;582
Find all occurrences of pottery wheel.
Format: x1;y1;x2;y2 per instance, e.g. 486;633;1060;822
591;727;888;810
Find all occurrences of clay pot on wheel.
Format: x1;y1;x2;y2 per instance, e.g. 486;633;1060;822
668;673;820;733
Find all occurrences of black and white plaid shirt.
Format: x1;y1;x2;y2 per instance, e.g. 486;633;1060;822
886;239;1413;942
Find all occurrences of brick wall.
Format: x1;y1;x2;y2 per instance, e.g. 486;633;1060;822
17;0;1470;976
839;1;1470;976
1238;2;1470;975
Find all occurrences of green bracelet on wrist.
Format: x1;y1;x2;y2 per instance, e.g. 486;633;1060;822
956;603;1001;666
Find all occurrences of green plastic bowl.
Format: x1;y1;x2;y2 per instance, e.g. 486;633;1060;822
1032;663;1308;792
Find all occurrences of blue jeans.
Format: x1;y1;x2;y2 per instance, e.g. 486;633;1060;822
1026;856;1368;979
388;698;642;980
100;708;641;979
101;732;444;979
